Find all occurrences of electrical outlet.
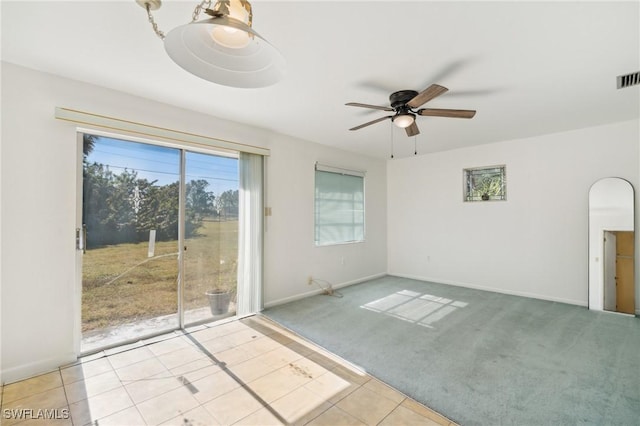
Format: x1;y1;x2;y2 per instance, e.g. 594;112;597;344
307;276;313;285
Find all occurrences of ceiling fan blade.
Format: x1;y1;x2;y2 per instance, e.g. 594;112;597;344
405;121;420;137
417;108;476;119
407;84;449;108
349;115;392;131
345;102;394;112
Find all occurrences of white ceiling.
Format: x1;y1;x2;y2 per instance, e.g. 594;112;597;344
2;1;639;159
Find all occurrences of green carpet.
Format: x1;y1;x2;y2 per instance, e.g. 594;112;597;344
264;276;640;425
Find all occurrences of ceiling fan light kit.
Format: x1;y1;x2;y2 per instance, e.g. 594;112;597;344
392;113;415;129
346;84;476;137
137;0;285;88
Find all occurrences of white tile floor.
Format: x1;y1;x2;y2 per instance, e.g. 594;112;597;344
1;316;456;426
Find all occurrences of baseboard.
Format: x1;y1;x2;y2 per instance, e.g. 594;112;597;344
388;273;587;307
1;352;76;385
263;272;387;309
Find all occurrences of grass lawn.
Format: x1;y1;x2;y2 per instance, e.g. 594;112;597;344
82;220;238;332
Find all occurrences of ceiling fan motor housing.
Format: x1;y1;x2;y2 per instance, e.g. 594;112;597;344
390;90;419;110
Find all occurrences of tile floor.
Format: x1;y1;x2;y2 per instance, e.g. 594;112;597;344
1;316;456;426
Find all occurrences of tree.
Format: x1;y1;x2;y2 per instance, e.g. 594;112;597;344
136;181;181;241
216;189;239;220
186;179;215;220
83;134;97;157
83;163;204;247
83;162;117;246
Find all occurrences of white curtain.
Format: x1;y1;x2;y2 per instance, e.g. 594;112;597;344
236;152;264;316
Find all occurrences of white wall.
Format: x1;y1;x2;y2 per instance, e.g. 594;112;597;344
264;134;387;306
388;119;639;306
0;62;387;383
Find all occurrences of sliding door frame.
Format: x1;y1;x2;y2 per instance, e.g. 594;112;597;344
178;150;186;330
76;128;243;356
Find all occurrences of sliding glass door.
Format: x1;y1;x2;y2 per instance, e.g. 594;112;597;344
183;151;239;324
80;133;239;352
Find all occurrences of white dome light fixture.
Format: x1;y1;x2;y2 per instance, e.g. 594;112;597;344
137;0;285;88
392;113;416;129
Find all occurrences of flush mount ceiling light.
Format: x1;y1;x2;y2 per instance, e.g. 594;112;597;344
137;0;285;88
392;112;415;129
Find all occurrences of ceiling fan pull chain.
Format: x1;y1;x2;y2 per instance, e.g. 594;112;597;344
414;135;417;155
390;122;395;159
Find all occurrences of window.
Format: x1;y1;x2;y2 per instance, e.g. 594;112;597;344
464;165;506;202
315;163;365;246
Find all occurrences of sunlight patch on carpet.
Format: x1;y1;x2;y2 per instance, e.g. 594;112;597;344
361;290;468;328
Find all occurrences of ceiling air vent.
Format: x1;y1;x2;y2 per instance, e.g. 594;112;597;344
617;71;640;89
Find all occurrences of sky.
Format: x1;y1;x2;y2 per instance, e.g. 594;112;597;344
85;136;239;196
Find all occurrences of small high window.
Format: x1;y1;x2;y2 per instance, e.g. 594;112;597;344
464;165;506;202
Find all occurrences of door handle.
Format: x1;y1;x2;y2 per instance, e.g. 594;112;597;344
76;225;87;254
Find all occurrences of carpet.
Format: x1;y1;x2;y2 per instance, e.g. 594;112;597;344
264;276;640;425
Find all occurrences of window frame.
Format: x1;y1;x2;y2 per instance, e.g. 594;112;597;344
463;165;507;202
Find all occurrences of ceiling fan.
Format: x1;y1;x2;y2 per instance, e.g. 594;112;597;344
346;84;476;137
